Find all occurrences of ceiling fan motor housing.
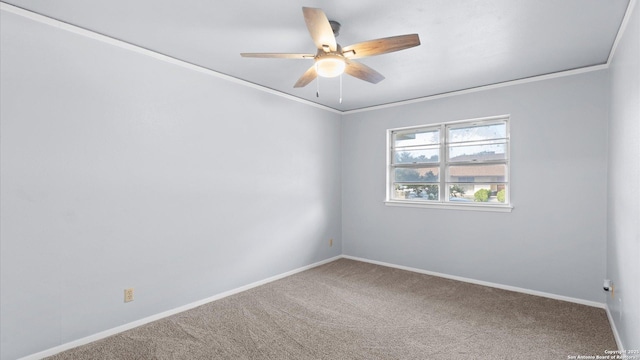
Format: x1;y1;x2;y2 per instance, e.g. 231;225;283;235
329;20;341;37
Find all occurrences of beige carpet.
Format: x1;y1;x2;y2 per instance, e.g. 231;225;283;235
47;259;616;359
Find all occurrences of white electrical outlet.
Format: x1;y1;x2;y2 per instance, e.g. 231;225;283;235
124;288;134;303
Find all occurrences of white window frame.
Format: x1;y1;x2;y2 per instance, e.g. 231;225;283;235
385;115;513;212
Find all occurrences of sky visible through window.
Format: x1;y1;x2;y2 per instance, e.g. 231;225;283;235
448;123;506;161
393;122;507;163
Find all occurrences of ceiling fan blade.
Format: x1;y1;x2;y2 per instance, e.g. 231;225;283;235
302;7;337;52
294;65;318;88
241;53;315;59
345;60;385;84
342;34;420;59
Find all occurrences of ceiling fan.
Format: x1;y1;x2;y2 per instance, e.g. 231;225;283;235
241;7;421;88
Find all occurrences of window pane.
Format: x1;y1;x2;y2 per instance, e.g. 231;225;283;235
448;184;507;203
393;148;439;164
394;129;439;147
393;184;439;201
394;167;439;182
448;143;506;162
447;164;507;182
388;118;509;207
448;123;506;143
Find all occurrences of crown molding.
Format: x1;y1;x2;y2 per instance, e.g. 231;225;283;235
607;0;637;65
2;1;630;116
0;2;342;115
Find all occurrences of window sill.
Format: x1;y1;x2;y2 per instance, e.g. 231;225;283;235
384;200;513;212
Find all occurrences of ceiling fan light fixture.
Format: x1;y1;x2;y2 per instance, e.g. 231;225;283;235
315;54;346;78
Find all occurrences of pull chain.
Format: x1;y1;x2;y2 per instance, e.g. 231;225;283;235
316;63;320;97
339;73;343;104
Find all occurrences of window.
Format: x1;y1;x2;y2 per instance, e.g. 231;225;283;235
386;115;511;211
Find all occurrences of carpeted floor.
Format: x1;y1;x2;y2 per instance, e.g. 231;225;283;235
47;259;617;359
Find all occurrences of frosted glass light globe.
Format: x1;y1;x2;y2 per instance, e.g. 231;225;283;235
315;55;346;78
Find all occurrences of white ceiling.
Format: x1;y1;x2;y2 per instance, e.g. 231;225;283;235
2;0;631;111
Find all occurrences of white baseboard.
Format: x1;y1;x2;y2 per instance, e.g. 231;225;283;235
342;255;607;309
19;254;614;359
605;304;625;351
18;255;342;360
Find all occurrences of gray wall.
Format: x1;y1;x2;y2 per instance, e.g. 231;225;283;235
0;12;342;360
342;70;609;303
607;1;640;351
